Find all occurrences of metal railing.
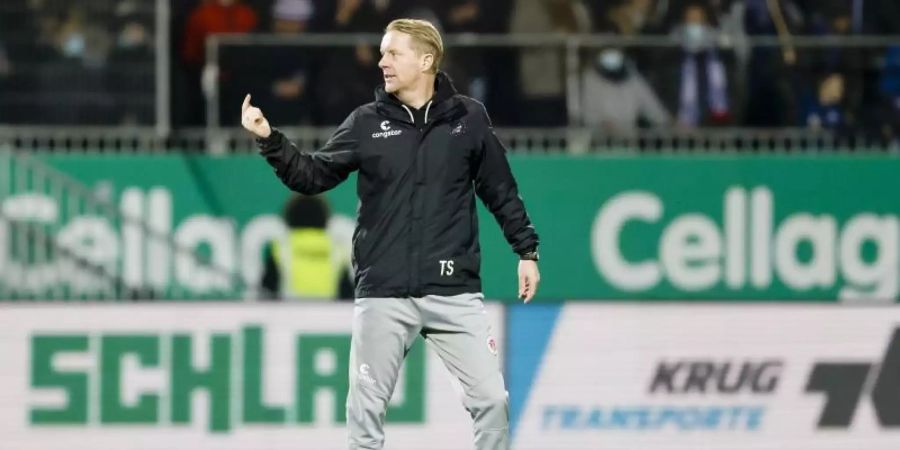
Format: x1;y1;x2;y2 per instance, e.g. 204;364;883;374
0;147;245;301
2;125;898;154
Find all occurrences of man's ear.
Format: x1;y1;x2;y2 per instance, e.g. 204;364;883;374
421;53;434;73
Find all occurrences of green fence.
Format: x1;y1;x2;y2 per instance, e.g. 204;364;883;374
3;153;899;302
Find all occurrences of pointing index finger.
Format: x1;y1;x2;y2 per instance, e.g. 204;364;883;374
242;94;251;113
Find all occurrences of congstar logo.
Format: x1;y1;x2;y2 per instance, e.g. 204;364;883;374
372;120;401;139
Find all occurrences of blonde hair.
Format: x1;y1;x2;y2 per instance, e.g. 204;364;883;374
385;19;444;74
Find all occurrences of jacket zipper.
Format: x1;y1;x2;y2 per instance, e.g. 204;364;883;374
413;126;425;298
400;102;442;298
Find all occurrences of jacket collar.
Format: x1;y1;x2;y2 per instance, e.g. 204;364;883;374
375;71;465;125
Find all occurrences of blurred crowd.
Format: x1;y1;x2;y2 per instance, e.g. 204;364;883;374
0;0;154;125
1;0;899;141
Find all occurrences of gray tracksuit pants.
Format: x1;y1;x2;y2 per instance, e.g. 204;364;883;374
346;293;509;450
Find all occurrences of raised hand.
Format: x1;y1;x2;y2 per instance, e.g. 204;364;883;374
241;94;272;138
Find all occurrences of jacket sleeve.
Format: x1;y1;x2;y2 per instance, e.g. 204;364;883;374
256;110;361;195
473;106;540;255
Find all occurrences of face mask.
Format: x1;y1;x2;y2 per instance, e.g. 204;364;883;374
598;49;624;72
595;49;628;81
62;33;85;58
683;24;709;52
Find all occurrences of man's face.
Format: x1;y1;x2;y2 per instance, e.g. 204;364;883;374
379;30;430;94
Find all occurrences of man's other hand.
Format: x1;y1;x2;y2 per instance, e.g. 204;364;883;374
518;260;540;303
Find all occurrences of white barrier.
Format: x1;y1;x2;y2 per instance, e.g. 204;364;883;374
508;304;900;449
0;302;504;450
5;302;899;449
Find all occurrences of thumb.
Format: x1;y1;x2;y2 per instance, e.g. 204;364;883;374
242;94;251;113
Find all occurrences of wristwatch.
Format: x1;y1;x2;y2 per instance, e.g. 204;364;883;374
519;250;539;261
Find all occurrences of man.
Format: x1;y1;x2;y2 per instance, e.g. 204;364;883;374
580;47;671;134
260;194;354;300
241;18;540;450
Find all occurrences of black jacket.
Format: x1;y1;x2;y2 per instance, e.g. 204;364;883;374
257;72;539;298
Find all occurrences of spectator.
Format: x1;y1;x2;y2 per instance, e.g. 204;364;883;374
272;0;313;32
800;3;865;132
742;0;804;126
877;46;900;144
271;0;314;121
181;0;258;66
659;2;734;127
800;72;848;132
409;1;489;101
478;0;517;124
660;0;740;31
34;6;115;124
593;0;659;93
108;13;154;124
802;0;898;34
260;194;354;301
225;0;315;126
179;0;258;125
3;4;61;124
594;0;656;35
309;0;383;124
580;47;671;134
510;0;592;126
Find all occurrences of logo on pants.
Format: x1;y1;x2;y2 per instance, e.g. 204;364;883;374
486;336;498;356
359;364;376;385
